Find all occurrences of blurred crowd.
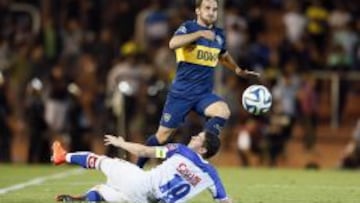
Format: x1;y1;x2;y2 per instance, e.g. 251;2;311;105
0;0;359;167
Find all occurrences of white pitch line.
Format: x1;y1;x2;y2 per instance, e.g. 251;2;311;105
0;169;84;195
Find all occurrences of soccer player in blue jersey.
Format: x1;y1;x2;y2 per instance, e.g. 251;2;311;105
137;0;259;168
52;131;233;203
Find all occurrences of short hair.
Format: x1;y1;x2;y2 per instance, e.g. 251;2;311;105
202;131;221;159
195;0;219;8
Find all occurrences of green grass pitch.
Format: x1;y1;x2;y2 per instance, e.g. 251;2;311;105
0;165;359;203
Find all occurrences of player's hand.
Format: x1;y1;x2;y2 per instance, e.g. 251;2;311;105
104;134;125;147
236;68;260;78
199;30;215;41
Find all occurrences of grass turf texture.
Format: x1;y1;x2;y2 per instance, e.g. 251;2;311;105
0;165;359;203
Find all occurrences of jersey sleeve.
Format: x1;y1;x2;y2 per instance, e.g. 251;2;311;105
217;29;227;55
207;166;228;201
174;21;191;36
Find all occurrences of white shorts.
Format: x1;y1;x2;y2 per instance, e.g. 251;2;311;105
95;157;151;203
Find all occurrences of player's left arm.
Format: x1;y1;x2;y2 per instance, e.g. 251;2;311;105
207;165;233;203
219;52;260;78
104;135;157;158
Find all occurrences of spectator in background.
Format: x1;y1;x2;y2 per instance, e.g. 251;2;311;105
272;60;300;146
153;39;176;83
237;118;266;167
222;75;242;139
265;101;291;166
28;44;49;81
328;3;351;30
0;71;12;162
248;32;271;72
135;0;169;51
92;28;117;83
352;19;360;70
103;0;135;45
105;53;140;156
66;83;91;152
327;43;351;69
225;6;248;63
331;22;357;58
0;35;11;71
0;1;11;37
41;17;61;62
61;18;84;71
305;0;329;53
11;43;32;116
44;64;69;137
340;119;360;169
167;1;194;32
327;42;351;124
246;5;266;43
278;37;316;71
283;0;306;44
297;73;318;152
137;55;166;137
329;17;360;125
25;78;49;163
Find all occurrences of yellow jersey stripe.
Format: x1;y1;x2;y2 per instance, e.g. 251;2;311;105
175;45;221;67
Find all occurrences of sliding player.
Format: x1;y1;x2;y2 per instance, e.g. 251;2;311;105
52;131;233;203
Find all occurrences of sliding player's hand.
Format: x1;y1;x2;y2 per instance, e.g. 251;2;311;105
104;134;125;147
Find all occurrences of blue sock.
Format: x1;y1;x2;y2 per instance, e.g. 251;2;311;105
136;135;160;168
85;190;103;201
67;152;101;169
205;116;227;136
68;152;90;168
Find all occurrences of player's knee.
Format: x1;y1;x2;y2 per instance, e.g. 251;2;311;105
214;102;231;119
155;128;173;143
221;104;231;119
206;102;231;119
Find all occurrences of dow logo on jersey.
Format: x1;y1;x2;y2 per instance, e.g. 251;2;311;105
196;50;217;62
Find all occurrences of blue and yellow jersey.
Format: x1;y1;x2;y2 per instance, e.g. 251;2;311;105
170;20;227;98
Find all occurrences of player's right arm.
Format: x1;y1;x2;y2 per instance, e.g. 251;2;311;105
169;30;214;49
169;21;215;50
104;135;157;158
104;135;175;159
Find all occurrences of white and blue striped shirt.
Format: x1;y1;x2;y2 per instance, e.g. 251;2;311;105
147;144;228;203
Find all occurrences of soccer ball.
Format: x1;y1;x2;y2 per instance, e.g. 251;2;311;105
242;85;272;115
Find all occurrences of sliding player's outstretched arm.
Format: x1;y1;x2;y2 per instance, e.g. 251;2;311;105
104;135;157;158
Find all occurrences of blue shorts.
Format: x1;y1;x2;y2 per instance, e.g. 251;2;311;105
159;93;224;128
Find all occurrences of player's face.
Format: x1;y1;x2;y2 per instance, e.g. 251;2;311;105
188;132;206;152
196;0;218;26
